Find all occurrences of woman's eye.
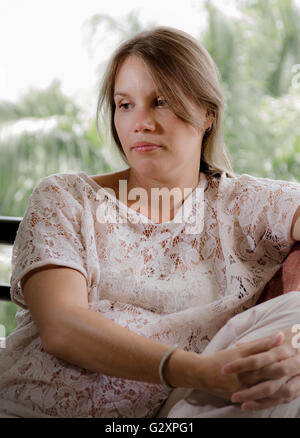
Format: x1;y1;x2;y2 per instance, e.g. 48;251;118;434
119;103;131;110
157;97;166;106
118;98;166;110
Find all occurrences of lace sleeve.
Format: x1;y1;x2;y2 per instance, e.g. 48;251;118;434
10;174;88;309
233;174;300;259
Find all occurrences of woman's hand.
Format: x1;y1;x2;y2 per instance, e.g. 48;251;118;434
222;326;300;411
197;332;286;401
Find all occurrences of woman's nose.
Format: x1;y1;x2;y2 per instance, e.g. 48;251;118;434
134;108;156;132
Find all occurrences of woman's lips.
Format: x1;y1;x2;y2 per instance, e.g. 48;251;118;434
132;145;162;152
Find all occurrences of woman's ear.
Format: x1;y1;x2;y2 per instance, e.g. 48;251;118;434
204;110;214;131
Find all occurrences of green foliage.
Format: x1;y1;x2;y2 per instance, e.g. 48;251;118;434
0;301;18;337
0;79;79;122
202;0;300;180
0;80;112;218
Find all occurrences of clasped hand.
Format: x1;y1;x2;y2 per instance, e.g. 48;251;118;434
220;326;300;411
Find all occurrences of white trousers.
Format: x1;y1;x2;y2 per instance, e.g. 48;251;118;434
157;292;300;418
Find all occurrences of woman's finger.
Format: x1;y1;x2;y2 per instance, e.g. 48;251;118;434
239;354;300;384
223;344;294;375
222;332;285;374
223;352;273;374
241;398;282;412
223;336;296;375
240;374;300;411
237;331;284;353
231;377;287;403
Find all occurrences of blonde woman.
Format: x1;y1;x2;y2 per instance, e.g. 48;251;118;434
0;26;300;418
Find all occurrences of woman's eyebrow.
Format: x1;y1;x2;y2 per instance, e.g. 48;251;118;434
114;92;130;98
114;91;160;98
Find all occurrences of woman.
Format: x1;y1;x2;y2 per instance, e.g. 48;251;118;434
0;26;300;418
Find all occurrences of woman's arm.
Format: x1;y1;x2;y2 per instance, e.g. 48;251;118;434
21;265;268;397
21;266;207;388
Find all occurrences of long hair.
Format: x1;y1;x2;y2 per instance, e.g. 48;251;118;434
96;26;235;178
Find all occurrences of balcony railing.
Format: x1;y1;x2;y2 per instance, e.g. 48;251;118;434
0;216;22;301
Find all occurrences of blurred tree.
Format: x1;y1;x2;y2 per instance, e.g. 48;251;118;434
0;79;111;217
0;79;79;122
240;0;300;98
201;0;300;180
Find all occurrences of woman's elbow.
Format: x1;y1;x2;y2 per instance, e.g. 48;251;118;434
42;327;65;356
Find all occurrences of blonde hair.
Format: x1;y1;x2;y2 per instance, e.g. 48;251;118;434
96;26;235;178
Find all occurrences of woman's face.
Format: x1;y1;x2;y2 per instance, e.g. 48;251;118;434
113;55;209;182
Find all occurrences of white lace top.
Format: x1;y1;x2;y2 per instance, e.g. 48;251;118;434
0;170;300;418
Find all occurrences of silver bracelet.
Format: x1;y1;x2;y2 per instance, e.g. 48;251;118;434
159;344;178;389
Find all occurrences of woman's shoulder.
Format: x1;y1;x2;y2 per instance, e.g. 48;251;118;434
27;171;101;211
89;168;130;193
214;172;300;217
219;171;300;192
33;171;85;190
32;171;102;196
27;169;131;211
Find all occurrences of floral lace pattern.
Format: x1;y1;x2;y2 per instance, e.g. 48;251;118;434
0;170;300;417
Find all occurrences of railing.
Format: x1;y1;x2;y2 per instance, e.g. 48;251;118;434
0;216;22;301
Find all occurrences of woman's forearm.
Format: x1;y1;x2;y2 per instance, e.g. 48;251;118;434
45;305;205;388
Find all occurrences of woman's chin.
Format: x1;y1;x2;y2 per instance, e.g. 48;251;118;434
134;162;165;177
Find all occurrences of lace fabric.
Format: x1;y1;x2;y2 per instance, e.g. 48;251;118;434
0;170;300;417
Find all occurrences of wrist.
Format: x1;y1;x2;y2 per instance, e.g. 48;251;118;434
163;349;208;390
159;345;178;389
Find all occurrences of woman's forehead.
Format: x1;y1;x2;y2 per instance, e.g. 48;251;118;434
114;65;161;97
115;56;154;83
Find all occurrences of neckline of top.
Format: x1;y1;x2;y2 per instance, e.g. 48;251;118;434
78;171;209;226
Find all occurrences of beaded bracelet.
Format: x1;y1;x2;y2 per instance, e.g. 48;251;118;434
158;344;178;389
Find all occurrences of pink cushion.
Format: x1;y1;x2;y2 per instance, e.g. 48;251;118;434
257;241;300;304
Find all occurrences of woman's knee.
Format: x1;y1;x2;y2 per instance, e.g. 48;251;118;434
281;291;300;303
270;291;300;311
255;291;300;314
